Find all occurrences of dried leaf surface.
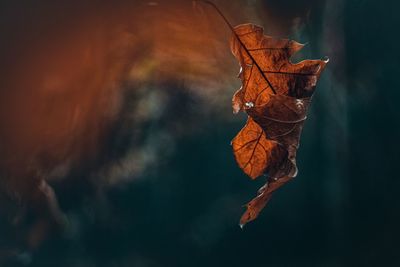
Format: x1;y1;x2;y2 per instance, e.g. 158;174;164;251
232;117;287;179
230;23;328;226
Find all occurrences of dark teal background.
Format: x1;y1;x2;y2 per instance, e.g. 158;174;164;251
1;0;399;266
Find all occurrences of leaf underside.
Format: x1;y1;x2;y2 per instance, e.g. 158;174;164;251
230;23;328;227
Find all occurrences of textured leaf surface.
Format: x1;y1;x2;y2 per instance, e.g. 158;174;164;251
232;118;286;179
230;23;328;226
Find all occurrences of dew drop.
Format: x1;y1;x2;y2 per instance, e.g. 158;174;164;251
245;102;254;108
295;99;303;109
322;56;330;62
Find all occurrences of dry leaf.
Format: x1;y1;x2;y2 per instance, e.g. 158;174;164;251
230;23;328;227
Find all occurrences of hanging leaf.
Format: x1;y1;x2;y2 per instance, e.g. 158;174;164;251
230;23;328;227
193;1;328;226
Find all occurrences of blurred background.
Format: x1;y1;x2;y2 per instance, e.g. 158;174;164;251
0;0;399;266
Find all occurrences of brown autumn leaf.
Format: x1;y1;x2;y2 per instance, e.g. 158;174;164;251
230;23;328;227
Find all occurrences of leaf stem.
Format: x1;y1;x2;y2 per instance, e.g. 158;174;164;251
194;0;277;94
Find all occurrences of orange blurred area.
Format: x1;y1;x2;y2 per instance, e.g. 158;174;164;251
0;1;242;178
